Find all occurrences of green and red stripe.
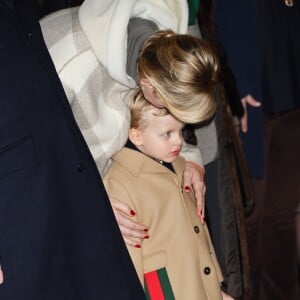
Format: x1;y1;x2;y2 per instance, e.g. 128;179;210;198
144;268;175;300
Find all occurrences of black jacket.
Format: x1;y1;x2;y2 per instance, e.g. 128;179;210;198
214;0;264;178
0;1;145;299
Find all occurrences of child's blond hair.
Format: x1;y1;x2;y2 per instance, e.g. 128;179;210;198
128;88;170;130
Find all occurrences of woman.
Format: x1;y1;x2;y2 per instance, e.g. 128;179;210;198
40;0;211;245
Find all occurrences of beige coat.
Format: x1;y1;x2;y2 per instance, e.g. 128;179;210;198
103;148;223;300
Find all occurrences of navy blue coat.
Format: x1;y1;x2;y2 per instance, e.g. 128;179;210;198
214;0;264;178
0;1;145;299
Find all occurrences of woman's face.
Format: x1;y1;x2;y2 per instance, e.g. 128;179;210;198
139;78;164;108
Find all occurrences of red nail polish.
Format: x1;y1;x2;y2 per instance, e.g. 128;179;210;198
135;244;141;248
184;186;191;192
130;210;136;216
144;228;149;232
144;235;149;239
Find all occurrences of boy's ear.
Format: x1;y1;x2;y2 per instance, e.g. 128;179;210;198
129;128;142;146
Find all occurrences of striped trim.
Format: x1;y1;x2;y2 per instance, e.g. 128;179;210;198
144;268;175;300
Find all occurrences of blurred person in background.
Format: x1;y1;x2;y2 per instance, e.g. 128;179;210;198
214;1;300;299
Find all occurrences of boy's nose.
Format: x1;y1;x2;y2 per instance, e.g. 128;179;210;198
174;135;183;146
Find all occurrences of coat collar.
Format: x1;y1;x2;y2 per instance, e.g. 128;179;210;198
112;147;186;178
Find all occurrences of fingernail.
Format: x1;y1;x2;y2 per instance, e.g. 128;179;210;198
130;210;136;216
135;244;141;248
144;228;149;232
144;235;149;239
184;186;191;192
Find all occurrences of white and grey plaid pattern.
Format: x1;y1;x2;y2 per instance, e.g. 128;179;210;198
40;7;131;176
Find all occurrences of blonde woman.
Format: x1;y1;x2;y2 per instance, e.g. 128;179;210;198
41;0;219;247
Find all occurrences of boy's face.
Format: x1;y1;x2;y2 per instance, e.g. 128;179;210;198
132;112;184;163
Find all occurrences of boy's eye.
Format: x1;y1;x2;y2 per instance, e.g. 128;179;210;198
164;131;171;137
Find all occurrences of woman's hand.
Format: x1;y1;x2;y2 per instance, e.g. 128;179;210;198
183;161;206;224
0;265;3;284
110;197;149;248
221;290;235;300
240;94;261;133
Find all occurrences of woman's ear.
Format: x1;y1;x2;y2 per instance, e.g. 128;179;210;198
129;128;143;146
139;78;154;90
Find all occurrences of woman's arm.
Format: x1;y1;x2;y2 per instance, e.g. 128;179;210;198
183;161;206;224
127;18;159;81
180;142;206;223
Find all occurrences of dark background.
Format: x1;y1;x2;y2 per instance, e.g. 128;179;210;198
32;0;83;18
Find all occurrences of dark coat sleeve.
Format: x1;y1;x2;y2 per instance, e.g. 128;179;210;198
214;0;264;177
126;17;158;81
214;0;262;101
0;1;145;299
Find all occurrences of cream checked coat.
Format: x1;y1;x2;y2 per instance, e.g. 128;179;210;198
103;148;223;300
40;0;202;176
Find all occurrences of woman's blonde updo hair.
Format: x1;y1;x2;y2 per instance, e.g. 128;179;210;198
138;29;219;124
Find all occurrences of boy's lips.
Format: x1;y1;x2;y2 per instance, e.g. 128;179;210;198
171;150;180;156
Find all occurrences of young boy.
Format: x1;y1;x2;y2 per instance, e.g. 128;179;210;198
103;89;228;299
